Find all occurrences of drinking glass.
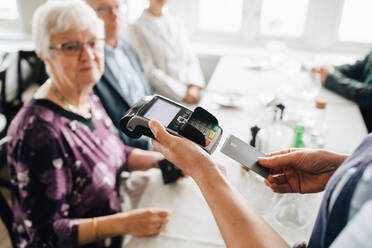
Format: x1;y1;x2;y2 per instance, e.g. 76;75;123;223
272;194;311;232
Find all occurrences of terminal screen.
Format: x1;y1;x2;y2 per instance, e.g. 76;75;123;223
144;99;181;127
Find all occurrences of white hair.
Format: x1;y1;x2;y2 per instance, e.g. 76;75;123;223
32;0;105;59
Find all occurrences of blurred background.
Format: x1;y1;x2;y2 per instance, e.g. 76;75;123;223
0;1;371;247
1;0;371;82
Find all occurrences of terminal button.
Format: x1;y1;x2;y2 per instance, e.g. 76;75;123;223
177;116;187;124
212;125;218;132
208;131;215;139
205;139;211;146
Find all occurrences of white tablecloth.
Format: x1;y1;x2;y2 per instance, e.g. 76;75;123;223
121;54;368;248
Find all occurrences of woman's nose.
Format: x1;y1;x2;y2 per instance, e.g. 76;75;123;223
79;44;95;60
110;8;120;21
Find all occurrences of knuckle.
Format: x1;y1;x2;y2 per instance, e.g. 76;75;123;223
145;209;154;215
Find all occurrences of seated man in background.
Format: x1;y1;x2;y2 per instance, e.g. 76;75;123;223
312;51;372;132
86;0;153;150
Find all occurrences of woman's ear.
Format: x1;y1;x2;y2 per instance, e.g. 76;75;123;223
39;52;52;67
40;53;53;77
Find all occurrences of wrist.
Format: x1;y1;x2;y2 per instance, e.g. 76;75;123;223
330;151;348;167
97;214;126;237
151;160;159;168
151;153;163;169
114;213;128;235
321;150;348;169
92;217;98;241
191;160;220;183
194;163;229;195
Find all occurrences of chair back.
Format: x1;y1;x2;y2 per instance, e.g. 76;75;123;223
0;135;15;248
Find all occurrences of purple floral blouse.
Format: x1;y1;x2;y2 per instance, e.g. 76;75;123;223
7;92;133;248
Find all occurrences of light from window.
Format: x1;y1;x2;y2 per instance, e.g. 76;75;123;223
0;0;18;19
126;0;149;24
260;0;309;37
198;0;243;32
338;0;372;43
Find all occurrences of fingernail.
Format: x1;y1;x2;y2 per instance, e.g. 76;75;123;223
149;121;157;132
257;157;267;162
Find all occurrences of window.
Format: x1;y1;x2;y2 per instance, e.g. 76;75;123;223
260;0;309;37
0;0;18;19
198;0;244;32
338;0;372;43
124;0;372;52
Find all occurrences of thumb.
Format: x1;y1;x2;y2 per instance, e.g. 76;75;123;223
156;209;172;217
149;120;168;142
258;152;297;169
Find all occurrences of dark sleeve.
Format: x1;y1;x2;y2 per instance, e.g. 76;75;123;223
15;124;78;247
324;71;372;106
118;131;152;150
335;54;370;81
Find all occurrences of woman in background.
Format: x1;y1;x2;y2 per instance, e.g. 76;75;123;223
7;1;170;247
131;0;205;104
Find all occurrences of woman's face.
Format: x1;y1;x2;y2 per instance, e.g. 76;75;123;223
46;28;104;89
150;0;168;8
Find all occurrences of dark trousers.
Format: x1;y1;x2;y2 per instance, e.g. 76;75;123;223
360;106;372;133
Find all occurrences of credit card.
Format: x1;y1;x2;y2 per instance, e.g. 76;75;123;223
220;134;270;178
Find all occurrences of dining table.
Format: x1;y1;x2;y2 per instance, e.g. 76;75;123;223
121;51;368;248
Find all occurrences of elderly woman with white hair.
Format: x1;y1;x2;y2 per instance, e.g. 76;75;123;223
6;1;170;247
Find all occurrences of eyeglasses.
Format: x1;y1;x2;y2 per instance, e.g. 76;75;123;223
95;4;126;16
49;39;105;56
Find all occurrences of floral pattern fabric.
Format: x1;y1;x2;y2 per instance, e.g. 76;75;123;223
7;92;133;248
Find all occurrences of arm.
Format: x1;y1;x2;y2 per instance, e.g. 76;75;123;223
196;165;289;248
335;54;369;80
78;209;170;244
177;24;204;104
322;53;372;106
126;148;163;171
324;71;372;106
148;120;289;248
178;22;205;89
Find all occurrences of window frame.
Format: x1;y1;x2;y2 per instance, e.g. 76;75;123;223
168;0;371;53
0;0;19;20
336;0;372;45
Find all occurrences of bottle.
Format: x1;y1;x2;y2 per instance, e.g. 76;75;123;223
310;98;327;148
255;105;294;153
250;125;260;147
291;124;305;148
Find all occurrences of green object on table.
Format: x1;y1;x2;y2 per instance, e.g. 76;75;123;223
291;124;305;148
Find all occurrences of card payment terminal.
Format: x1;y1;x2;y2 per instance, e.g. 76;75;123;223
120;95;222;154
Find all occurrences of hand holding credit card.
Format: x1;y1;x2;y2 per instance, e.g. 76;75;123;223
221;134;270;178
